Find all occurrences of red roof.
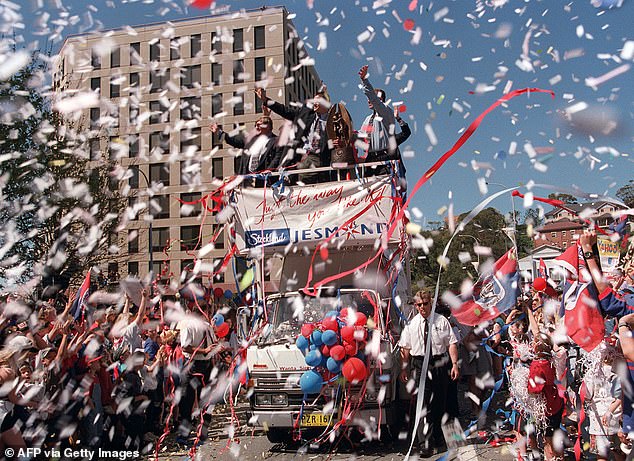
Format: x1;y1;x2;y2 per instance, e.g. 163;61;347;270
536;219;585;232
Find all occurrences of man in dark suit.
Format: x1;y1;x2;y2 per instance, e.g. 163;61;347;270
254;87;332;184
209;116;281;186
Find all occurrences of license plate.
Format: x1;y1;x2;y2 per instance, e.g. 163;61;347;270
300;412;334;427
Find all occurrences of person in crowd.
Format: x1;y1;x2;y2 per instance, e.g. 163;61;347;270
112;291;148;354
209;116;281;186
254;86;332;184
399;289;460;457
113;349;147;452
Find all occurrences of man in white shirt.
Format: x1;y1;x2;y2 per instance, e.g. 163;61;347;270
399;290;460;457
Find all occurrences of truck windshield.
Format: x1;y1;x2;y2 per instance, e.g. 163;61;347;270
260;292;377;345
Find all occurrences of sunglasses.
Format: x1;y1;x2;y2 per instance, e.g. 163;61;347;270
415;301;431;307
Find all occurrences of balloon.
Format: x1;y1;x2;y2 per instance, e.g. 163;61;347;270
326;357;342;373
340;308;349;319
341;325;355;343
190;0;215;9
310;330;323;346
355;313;368;327
213;287;224;299
319;246;328;261
322;316;339;331
403;19;415;31
299;370;323;394
353;326;367;342
330;345;346;361
398;104;407;113
301;324;315;338
224;289;233;299
305;350;322;367
212;313;224;326
533;277;547;292
342;357;367;384
321;345;330;357
321;330;338;346
216;322;230;338
296;335;309;354
343;341;358;356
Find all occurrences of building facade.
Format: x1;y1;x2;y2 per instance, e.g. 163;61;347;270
53;7;321;291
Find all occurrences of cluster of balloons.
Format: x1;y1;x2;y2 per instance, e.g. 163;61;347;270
212;287;233;300
212;312;230;338
296;308;372;394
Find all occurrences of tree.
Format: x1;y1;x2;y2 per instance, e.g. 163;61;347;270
0;53;126;293
547;193;578;204
616;180;634;208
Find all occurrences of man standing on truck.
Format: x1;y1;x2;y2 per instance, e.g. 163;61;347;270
399;289;460;457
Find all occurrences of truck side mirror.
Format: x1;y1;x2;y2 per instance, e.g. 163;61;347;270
236;307;250;342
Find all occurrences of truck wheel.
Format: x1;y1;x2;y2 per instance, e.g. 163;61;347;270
266;427;290;444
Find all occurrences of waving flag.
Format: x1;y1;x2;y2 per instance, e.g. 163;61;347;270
452;249;520;326
538;258;548;279
70;270;91;321
554;243;604;352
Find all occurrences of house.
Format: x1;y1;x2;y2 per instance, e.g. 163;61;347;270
518;244;565;284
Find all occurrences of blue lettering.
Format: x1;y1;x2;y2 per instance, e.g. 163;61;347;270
301;229;311;241
325;227;339;238
360;224;373;235
313;228;323;239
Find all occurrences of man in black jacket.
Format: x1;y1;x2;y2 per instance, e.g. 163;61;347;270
209;116;280;186
254;87;331;184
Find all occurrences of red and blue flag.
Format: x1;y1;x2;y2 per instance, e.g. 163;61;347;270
70;270;91;321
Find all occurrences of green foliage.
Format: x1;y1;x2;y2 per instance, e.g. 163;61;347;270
547;193;578;204
616;180;634;208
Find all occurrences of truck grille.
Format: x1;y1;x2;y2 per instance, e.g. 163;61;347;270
253;371;302;390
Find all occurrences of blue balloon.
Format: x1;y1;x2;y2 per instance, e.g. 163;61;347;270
325;310;338;319
326;357;342;373
305;350;322;367
310;330;323;346
299;370;323;394
296;335;309;354
321;330;338;346
224;289;233;299
212;313;224;326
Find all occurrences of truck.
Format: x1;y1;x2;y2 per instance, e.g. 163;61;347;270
231;167;410;444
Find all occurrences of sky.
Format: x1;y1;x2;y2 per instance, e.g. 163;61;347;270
15;0;634;228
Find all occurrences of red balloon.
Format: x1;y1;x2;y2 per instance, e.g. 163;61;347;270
533;277;547;292
403;19;415;31
355;313;368;327
321;345;330;357
330;345;346;361
398;104;407;113
216;322;230;338
319;246;329;261
213;287;224;299
322;316;339;331
343;341;358;356
341;325;355;343
342;357;367;384
353;326;367;342
340;308;349;320
301;324;315;338
190;0;215;9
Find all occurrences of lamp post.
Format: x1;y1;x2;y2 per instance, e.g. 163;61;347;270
136;168;154;278
485;181;517;246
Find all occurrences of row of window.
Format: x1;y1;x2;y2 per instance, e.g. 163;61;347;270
91;27;266;69
127;225;224;253
125;158;224;189
125;259;227;283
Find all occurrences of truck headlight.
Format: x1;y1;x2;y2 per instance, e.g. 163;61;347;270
256;394;271;406
271;393;288;406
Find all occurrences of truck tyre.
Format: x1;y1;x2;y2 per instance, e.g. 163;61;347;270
266;427;291;444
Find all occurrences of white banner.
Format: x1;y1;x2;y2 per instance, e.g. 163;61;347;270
232;176;401;254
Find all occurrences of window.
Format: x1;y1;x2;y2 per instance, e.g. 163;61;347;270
110;79;120;98
128;233;139;253
233;59;244;83
212;226;225;249
109;136;123;160
129;135;139;158
151;227;170;252
254;26;265;49
181;259;195;277
233;28;243;52
263;258;271;281
90;77;100;92
149;100;169;124
563;242;568;248
180;128;201;152
128;196;138;221
129;103;139;125
562;231;566;237
149;132;169;155
212;93;223;116
129;165;139;189
152;261;166;278
181;225;201;251
150;41;160;61
150;163;169;186
107;262;119;282
191;34;201;57
211;32;222;54
89;138;100;160
211;62;222;85
180;192;202;217
110;47;120;67
170;38;180;60
233;92;244;116
130;42;141;65
180;97;201;121
150;69;170;93
180;159;201;186
213;258;225;282
128;261;139;276
551;232;557;238
212;157;224;179
150;195;170;219
255;95;263;114
255;56;266;81
90;107;100;128
181;65;201;88
91;50;101;69
129;73;139;88
212;130;223;148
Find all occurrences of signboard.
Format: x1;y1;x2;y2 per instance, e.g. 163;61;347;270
232;176;402;254
597;237;620;275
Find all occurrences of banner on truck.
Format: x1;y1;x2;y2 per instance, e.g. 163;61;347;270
597;237;620;275
232;176;401;254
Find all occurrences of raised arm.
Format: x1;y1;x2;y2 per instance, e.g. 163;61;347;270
210;123;245;149
394;108;411;145
133;289;148;325
358;65;395;128
254;87;301;121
